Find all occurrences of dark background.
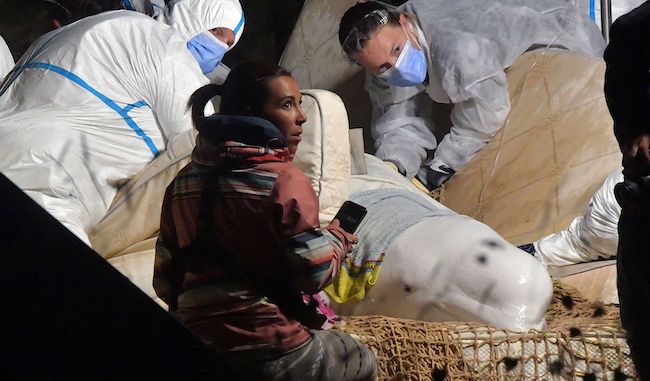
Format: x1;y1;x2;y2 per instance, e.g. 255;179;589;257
0;0;305;66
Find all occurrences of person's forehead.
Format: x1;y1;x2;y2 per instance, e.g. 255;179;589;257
220;27;235;36
267;76;300;98
212;27;235;42
357;25;403;62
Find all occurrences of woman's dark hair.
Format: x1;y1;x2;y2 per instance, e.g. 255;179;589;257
338;1;401;57
188;61;292;130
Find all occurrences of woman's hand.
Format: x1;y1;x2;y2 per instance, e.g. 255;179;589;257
327;219;358;252
622;134;650;178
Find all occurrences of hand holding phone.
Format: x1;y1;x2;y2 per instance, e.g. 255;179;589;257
333;201;367;234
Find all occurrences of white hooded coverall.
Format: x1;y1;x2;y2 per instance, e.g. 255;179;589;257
0;36;14;81
165;0;244;85
0;0;244;245
366;0;606;179
534;167;623;266
122;0;242;84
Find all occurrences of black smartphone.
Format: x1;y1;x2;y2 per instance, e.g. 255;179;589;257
333;201;367;233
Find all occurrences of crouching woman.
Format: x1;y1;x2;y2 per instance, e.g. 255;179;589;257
153;61;377;381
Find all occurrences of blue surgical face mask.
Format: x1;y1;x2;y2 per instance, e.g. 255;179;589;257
379;37;427;87
187;31;229;75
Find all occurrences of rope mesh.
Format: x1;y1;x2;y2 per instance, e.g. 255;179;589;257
334;282;636;380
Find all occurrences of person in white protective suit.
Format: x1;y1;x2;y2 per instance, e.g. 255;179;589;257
520;167;623;267
0;0;244;245
0;36;13;81
339;0;606;189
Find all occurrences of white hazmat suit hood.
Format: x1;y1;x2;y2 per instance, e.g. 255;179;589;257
166;0;244;48
0;5;237;245
166;0;244;84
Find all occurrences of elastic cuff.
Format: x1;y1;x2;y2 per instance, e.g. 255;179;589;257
531;241;550;268
383;159;407;176
417;166;455;190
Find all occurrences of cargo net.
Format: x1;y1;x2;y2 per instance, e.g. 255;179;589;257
333;282;637;381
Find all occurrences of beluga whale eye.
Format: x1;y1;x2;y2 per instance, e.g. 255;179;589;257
481;239;503;249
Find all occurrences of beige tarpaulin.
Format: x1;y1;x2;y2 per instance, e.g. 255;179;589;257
440;50;621;246
439;50;621;303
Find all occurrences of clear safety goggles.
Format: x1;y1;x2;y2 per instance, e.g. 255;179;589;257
341;9;391;57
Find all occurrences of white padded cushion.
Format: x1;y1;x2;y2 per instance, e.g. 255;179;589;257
293;89;351;225
90;89;351;257
280;1;359;90
279;0;372;132
89;129;195;258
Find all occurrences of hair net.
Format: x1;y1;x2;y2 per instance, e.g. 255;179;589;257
166;0;245;49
